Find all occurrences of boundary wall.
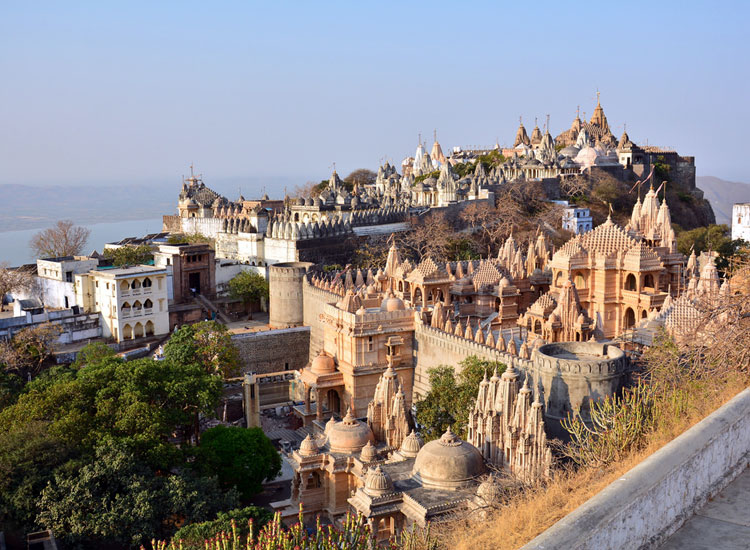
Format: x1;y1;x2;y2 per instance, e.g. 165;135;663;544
523;388;750;550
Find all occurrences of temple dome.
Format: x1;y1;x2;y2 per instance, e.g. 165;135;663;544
399;430;424;458
364;464;393;496
299;434;319;457
310;350;336;375
382;295;406;312
360;440;379;463
412;427;485;489
327;409;375;454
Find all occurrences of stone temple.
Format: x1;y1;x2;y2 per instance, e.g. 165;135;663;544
262;189;731;536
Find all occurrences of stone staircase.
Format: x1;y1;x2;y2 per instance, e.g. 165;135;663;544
193;294;232;324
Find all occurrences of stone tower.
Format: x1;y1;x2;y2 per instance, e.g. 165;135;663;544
269;262;313;328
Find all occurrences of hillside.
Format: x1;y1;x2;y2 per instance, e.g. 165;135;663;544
696;176;750;225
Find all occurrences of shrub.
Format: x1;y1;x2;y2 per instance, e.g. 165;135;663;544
171;506;273;549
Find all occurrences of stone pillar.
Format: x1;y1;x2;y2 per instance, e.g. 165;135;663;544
305;384;311;414
316;387;323;422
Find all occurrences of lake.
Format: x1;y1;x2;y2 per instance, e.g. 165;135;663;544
0;217;165;266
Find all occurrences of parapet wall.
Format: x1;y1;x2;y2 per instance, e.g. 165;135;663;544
302;278;341;362
523;388;750;550
414;323;532;398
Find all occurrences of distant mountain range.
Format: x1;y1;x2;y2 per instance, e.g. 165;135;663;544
697;176;750;225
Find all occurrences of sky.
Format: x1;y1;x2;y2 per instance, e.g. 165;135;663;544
1;1;749;197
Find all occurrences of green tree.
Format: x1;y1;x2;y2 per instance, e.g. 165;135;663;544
343;168;376;189
172;506;273;550
195;426;281;499
36;440;237;548
164;321;240;379
228;271;269;319
0;370;22;408
0;421;74;530
167;232;213;245
0;351;222;469
102;244;154;266
415;356;505;440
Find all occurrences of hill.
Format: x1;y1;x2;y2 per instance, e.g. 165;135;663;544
696;176;750;225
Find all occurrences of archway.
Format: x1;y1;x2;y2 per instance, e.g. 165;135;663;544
624;307;636;329
625;274;637;291
641;309;648;319
120;280;130;292
144;299;153;310
134;322;144;338
145;320;154;336
413;287;423;306
326;389;341;415
534;320;542;334
122;324;132;340
555;271;563;287
142;277;152;288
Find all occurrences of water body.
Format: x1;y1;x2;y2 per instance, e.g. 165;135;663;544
0;217;164;266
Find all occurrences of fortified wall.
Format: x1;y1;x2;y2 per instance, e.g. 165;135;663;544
231;326;310;375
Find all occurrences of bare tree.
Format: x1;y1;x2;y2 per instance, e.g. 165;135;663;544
344;168;377;188
400;212;452;262
292;181;323;199
0;263;33;311
0;322;62;379
30;220;90;259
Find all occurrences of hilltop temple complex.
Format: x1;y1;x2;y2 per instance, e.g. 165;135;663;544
263;183;737;535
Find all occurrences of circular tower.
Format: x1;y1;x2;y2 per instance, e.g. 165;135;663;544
269;262;313;328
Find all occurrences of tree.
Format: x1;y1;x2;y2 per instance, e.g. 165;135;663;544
195;426;281;499
415;356;505;440
351;235;391;269
0;322;62;380
0;350;223;468
228;271;269;319
0;420;74;530
166;232;214;246
30;220;90;259
102;244;154;266
343;168;376;189
36;440;237;548
0;263;33;311
400;212;453;262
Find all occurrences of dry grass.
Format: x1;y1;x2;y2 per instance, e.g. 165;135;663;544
438;376;748;550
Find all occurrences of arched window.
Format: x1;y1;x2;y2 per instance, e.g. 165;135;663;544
555;271;563;287
624;307;636;329
145;320;154;336
534;320;542;334
120;280;130;291
625;274;637;291
134;322;144;338
122;324;133;339
644;274;655;289
133;301;142;313
144;299;153;309
132;279;142;289
142;277;152;288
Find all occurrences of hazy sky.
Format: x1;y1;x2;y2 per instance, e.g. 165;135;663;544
2;1;749;195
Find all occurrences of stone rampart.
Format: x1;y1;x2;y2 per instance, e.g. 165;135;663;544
231;326;310;375
523;388;750;550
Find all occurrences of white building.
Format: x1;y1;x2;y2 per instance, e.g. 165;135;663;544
562;205;593;234
35;256;99;309
75;265;169;343
731;203;750;242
